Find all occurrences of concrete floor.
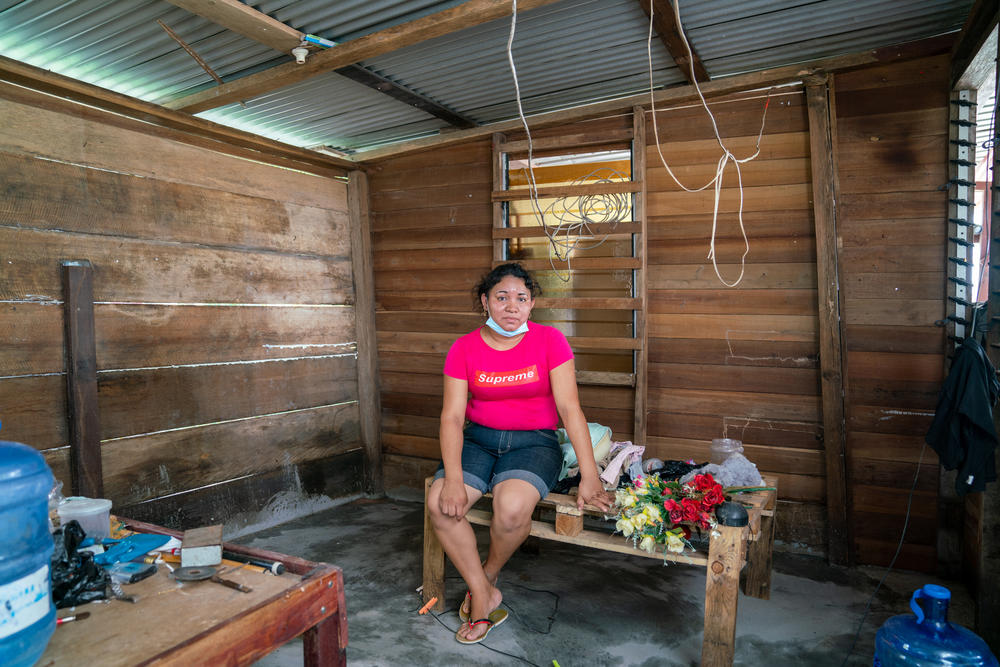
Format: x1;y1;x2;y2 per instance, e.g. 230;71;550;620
235;495;976;667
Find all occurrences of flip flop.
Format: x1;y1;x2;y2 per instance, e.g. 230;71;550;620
459;590;472;623
455;608;508;645
459;574;498;623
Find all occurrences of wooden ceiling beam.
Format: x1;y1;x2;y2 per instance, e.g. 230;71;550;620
165;0;565;114
638;0;710;84
163;0;302;52
950;0;999;89
165;0;477;128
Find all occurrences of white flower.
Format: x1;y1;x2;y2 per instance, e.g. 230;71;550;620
639;535;656;553
616;517;634;537
666;532;685;553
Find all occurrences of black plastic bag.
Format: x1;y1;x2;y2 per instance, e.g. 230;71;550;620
50;520;110;609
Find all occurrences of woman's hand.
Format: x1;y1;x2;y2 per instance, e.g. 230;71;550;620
438;478;469;518
577;474;613;512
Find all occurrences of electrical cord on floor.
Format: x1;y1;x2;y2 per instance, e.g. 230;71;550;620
415;577;560;666
838;442;927;666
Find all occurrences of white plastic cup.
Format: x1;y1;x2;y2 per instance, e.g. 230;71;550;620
57;497;112;540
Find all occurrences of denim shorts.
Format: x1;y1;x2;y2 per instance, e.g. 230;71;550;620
434;422;563;499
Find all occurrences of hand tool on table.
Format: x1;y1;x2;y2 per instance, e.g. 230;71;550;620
173;565;252;593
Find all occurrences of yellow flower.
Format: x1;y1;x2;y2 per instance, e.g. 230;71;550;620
639;535;656;553
616;517;634;537
643;504;662;525
631;511;648;528
666;532;685;554
616;490;637;508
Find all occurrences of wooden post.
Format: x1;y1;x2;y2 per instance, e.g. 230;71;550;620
632;105;649;445
805;75;850;566
422;477;446;611
979;32;1000;647
701;524;745;666
492;132;507;263
741;484;778;600
348;170;383;496
61;260;103;498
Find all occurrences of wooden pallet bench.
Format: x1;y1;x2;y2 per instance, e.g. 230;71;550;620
422;475;777;667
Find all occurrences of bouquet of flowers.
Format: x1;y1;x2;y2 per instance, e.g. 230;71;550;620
613;472;727;558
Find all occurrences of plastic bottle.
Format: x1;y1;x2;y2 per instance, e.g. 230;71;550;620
874;584;998;666
710;438;743;465
0;441;57;667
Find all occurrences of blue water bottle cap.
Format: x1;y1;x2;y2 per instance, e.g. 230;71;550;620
922;584;951;600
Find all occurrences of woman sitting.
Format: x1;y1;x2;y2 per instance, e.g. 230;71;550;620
426;262;613;644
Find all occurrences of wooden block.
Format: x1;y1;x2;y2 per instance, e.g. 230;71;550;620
181;525;223;567
554;505;583;537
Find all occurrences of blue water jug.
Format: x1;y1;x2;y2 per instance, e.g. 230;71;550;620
0;441;57;667
874;584;998;666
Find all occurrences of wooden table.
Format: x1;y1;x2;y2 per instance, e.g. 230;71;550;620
422;476;777;667
39;518;348;667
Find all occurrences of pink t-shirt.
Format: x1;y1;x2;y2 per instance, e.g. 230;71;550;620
443;322;574;431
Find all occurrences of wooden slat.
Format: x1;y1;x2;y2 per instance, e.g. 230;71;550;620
491;180;642;201
372;205;491;232
62;261;103;498
0;60;352;177
647;209;813;241
806;76;850;565
500;257;641;271
566;336;641;351
0;303;356;376
349;170;383;495
647;183;811;215
644;436;824;477
650;387;821;422
164;0;301;51
47;402;360;506
575;370;635;387
534;297;640;310
649;263;817;290
0;151;351;256
464;509;709;566
498;128;634;153
842;299;943;326
646;157;811;192
371;182;492;212
375;225;491;251
649;289;817;316
0;227;352;305
492;132;507;264
0;87;348;199
649;236;816;265
841;272;945;300
650;337;818;368
648;313;817;342
493;222;640;239
633;105;649;447
649;412;823;450
650;362;819;396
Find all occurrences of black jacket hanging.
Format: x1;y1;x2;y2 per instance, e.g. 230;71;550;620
925;338;999;496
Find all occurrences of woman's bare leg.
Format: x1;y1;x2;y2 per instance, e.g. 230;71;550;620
426;478;501;640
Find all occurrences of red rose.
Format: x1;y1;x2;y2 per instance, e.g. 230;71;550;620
681;497;701;523
697;511;712;530
664;499;684;524
694;473;715;491
701;484;725;510
681;525;692;540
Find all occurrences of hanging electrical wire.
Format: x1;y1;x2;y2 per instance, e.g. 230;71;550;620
646;0;772;287
506;1;633;282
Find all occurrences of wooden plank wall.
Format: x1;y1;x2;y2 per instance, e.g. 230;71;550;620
369;54;949;572
0;85;363;526
834;53;949;571
371;121;637;490
641;89;828;552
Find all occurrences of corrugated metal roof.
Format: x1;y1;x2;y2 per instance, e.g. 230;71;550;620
0;0;983;153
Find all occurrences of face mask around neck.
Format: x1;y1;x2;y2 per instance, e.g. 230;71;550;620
485;316;528;338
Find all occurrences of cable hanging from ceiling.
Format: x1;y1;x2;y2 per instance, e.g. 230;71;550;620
646;0;772;288
506;0;633;282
